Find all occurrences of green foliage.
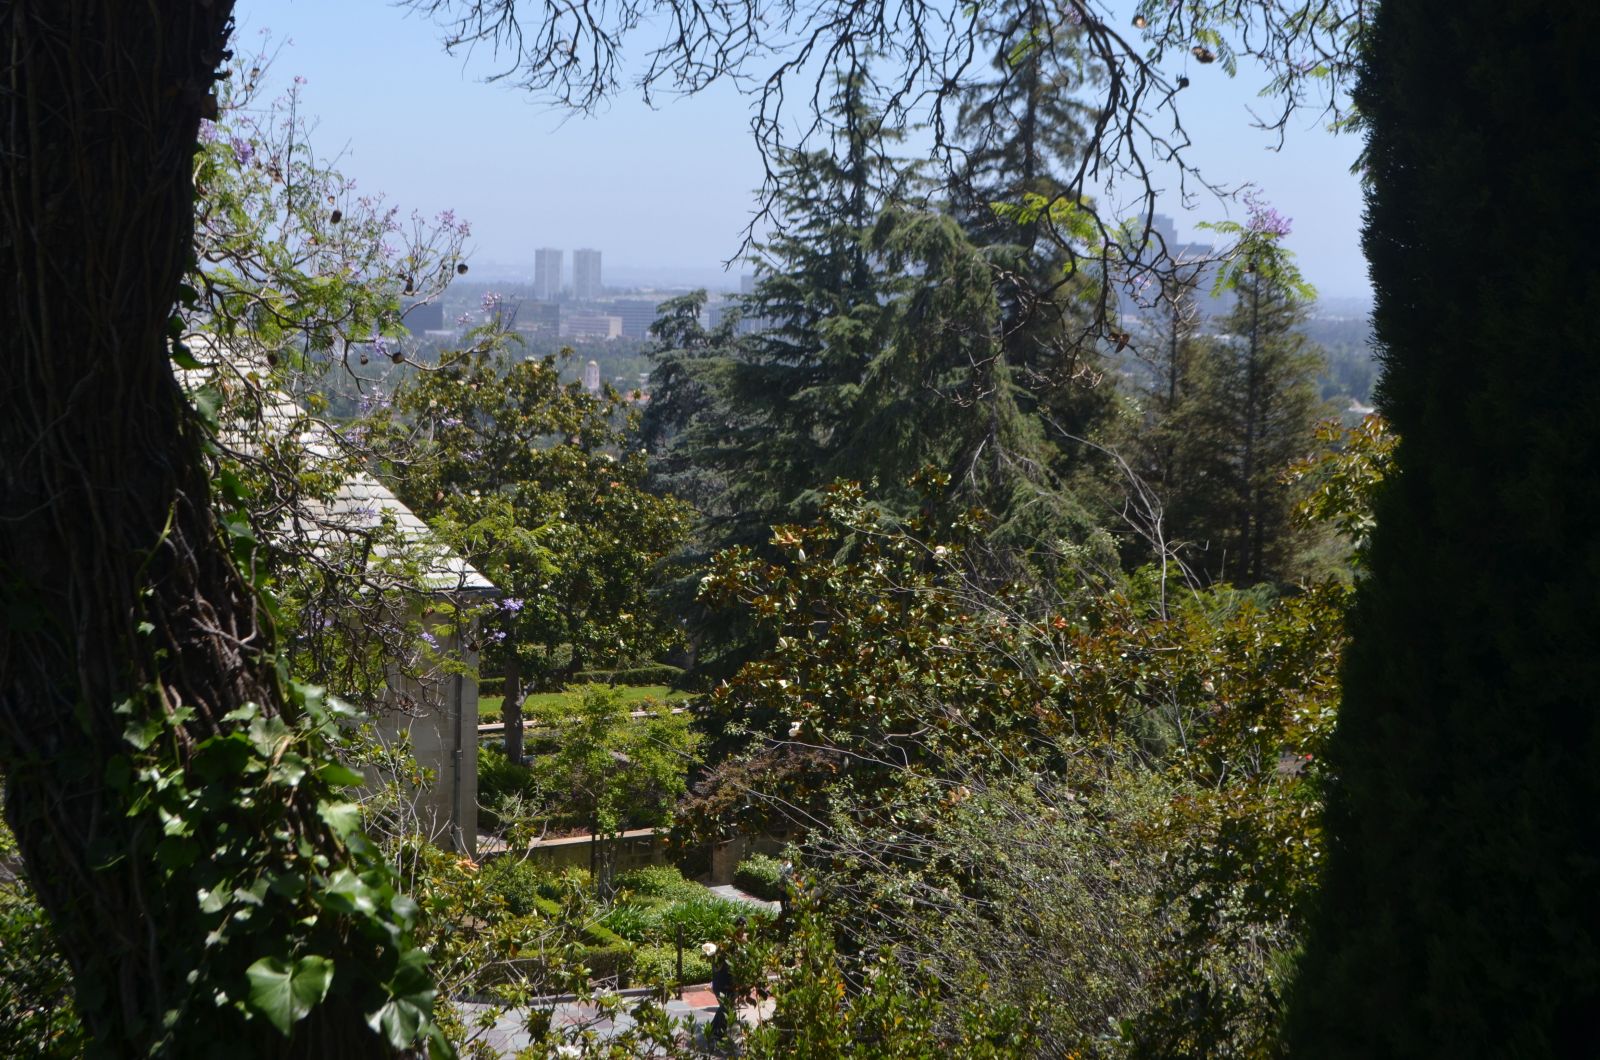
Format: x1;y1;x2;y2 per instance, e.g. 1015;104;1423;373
596;901;657;943
380;344;693;692
690;484;1350;1053
1285;413;1395;566
573;663;685;686
641;79;1116;645
578;939;634;983
612;864;705;904
56;685;450;1055
733;854;788;902
653;895;749;946
952;5;1122;484
597;886;751;947
631;943;713;987
479;857;556;917
245;955;337;1037
525;685;700;840
742;896;1030;1058
1286;1;1600;1052
476;745;548;831
685;481;1106;834
1144;244;1330;587
0;818;84;1057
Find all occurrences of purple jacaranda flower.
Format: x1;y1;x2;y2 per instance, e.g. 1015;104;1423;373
480;291;502;313
420;631;440;649
486;629;507;643
499;597;525;613
455;313;473;326
198;120;219;144
230;137;255;166
1244;190;1292;238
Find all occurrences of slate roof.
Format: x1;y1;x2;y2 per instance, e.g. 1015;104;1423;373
178;338;495;595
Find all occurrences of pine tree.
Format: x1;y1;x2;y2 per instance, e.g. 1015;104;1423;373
1125;275;1208;569
716;78;908;541
1287;1;1600;1052
1183;257;1325;585
636;290;743;516
643;77;1115;585
643;77;906;550
949;2;1119;458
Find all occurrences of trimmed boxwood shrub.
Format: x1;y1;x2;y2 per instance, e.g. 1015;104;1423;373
613;865;704;904
581;940;633;982
573;663;685;686
632;943;713;987
733;854;786;902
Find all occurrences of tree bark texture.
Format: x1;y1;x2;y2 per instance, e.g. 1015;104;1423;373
1;5;405;1055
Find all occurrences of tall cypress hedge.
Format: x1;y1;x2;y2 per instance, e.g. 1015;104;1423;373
1287;1;1600;1053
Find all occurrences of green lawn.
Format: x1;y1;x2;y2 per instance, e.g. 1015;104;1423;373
477;684;688;724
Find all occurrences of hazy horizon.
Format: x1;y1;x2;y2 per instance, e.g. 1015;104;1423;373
236;0;1375;301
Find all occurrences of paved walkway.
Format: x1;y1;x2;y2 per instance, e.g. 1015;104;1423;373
707;884;780;915
456;989;774;1054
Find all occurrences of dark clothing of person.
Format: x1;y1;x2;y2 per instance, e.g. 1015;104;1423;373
709;959;734;1041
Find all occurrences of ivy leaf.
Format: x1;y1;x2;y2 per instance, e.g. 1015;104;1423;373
317;763;366;788
192;385;223;431
317;799;361;838
248;714;293;759
269;752;309;787
319;867;377;916
366;997;428;1049
245;954;335;1037
170;341;204;371
123;717;164;752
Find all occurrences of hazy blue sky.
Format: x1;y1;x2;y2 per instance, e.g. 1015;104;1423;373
235;0;1371;298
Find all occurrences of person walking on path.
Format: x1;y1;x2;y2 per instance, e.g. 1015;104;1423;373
706;942;734;1044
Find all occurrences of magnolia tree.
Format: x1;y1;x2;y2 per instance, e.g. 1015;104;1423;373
376;337;694;764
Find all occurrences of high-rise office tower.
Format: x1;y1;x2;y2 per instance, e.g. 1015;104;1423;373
573;248;602;301
533;248;563;301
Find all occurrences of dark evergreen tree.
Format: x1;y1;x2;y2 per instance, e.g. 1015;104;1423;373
1124;275;1208;569
1179;251;1325;586
643;78;906;550
644;78;1116;588
1287;1;1600;1052
636;290;743;516
949;2;1118;458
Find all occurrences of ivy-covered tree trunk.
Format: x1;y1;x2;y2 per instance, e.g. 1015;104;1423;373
1288;1;1600;1052
0;6;416;1055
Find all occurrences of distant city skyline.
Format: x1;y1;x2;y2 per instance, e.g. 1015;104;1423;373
573;249;603;301
532;248;563;301
236;0;1374;300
